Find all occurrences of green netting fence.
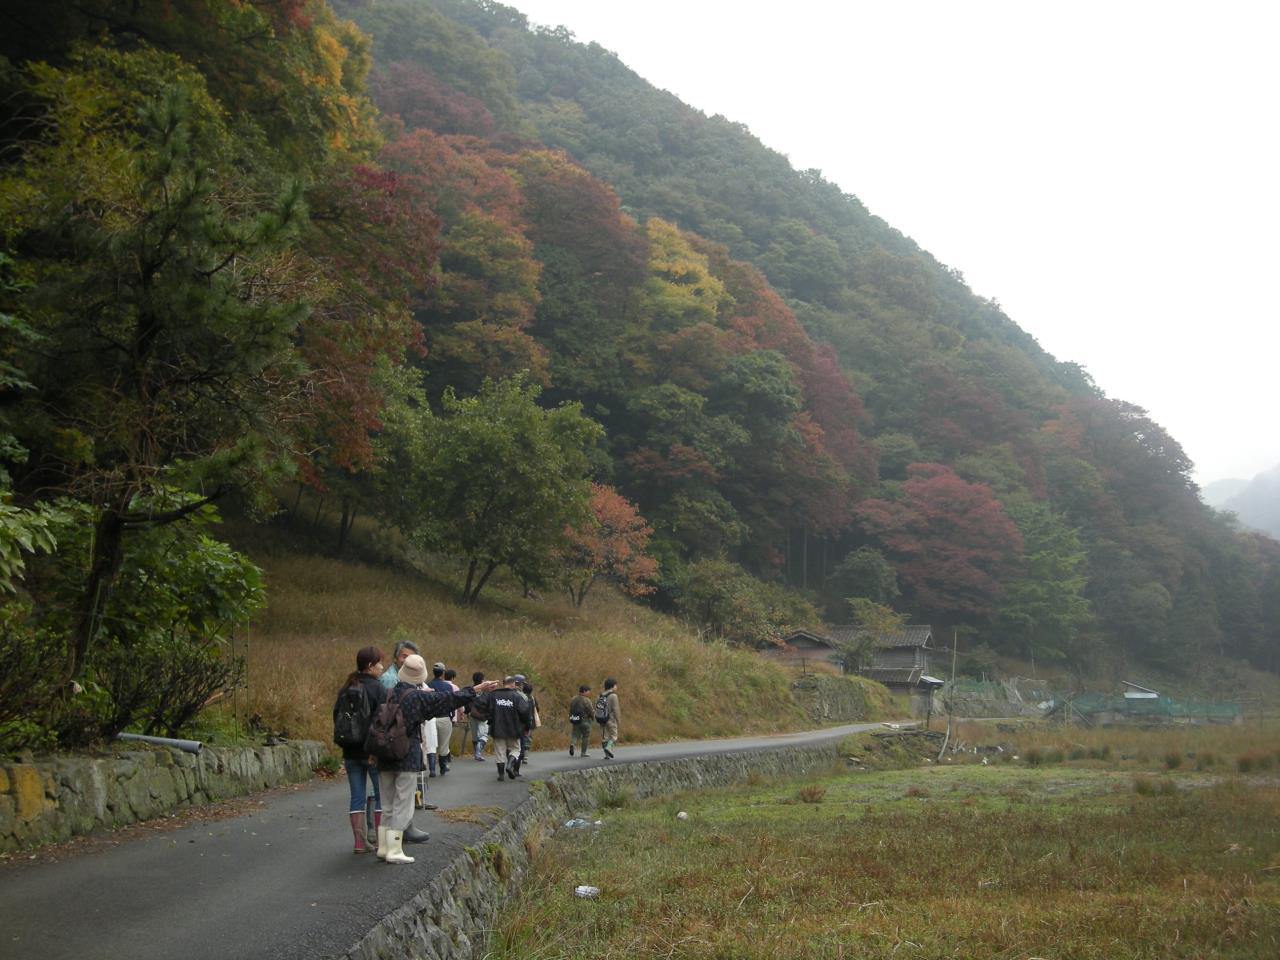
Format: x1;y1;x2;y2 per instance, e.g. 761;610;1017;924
1068;694;1241;720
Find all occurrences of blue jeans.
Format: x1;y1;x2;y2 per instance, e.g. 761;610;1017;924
344;758;381;815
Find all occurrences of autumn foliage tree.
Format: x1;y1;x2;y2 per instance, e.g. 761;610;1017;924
560;484;659;607
855;464;1023;623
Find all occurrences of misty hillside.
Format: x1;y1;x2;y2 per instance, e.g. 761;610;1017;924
1203;478;1250;508
329;0;1280;673
1221;465;1280;538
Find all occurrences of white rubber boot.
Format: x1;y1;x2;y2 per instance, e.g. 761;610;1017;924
384;829;415;864
376;826;388;861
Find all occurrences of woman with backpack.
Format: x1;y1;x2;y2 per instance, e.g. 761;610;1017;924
332;646;387;854
369;654;500;864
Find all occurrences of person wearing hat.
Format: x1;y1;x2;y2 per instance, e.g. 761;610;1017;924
426;662;454;776
599;677;621;759
376;655;499;864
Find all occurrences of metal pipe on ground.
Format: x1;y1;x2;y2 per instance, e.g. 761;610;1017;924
115;733;204;754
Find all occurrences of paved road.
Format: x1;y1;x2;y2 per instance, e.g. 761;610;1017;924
0;722;883;960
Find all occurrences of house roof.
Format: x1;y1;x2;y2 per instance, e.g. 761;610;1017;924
782;630;837;650
1121;680;1159;695
828;624;933;649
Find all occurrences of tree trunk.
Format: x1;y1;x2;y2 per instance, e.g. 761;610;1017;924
312;496;325;527
292;483;304;515
462;558;478;604
466;560;498;605
68;506;127;683
802;526;809;590
336;499;355;557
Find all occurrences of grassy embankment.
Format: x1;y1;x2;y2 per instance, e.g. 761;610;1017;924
224;514;889;750
492;725;1280;959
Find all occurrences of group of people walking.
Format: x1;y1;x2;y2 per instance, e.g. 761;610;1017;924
331;641;622;864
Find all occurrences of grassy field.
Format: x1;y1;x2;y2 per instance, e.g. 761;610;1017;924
952;720;1280;775
219;515;889;749
490;739;1280;959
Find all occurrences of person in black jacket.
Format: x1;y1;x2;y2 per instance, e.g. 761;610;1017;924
475;676;532;782
376;655;499;864
332;646;387;854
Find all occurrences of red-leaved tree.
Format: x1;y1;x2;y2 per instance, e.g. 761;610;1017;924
855;463;1023;622
560;484;659;607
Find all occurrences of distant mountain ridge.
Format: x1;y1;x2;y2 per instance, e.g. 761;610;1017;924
1220;464;1280;537
1202;477;1249;508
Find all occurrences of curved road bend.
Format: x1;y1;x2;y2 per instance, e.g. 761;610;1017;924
0;721;885;960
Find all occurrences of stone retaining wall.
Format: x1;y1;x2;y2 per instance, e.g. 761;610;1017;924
0;740;324;852
345;740;844;960
790;674;873;723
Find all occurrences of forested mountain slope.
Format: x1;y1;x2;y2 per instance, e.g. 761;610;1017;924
1;1;1276;756
333;0;1279;673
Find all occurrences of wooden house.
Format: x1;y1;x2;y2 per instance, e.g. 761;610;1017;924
771;630;845;673
829;624;936;689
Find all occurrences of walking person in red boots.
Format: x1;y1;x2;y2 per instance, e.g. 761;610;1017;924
332;646;386;853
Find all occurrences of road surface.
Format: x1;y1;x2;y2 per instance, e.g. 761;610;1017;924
0;722;883;960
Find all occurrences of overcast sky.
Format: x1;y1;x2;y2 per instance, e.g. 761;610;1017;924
511;0;1279;484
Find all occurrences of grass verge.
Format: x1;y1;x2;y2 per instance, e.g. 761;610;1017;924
491;764;1280;959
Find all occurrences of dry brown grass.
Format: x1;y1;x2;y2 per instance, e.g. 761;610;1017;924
952;718;1280;771
434;805;504;826
492;767;1280;959
238;547;812;749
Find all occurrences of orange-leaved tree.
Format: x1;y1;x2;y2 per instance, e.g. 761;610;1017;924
560;484;659;608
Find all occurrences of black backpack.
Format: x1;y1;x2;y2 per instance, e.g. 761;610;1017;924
364;689;412;761
332;684;371;749
594;693;610;724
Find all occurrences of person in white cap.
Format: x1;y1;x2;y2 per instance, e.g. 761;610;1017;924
373;655;498;864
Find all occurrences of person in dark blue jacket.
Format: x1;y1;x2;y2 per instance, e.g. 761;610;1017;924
376;655;499;864
332;646;386;853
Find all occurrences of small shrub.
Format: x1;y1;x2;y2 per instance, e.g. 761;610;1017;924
488;843;512;881
523;829;543;861
1025;747;1063;766
314;754;341;775
1067;747;1087;761
1163;751;1183;770
1195;752;1218;770
797;785;826;804
1237;751;1273;773
1237;753;1255;774
1133;776;1177;796
905;785;930;799
598;786;634;810
1088;745;1112;761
